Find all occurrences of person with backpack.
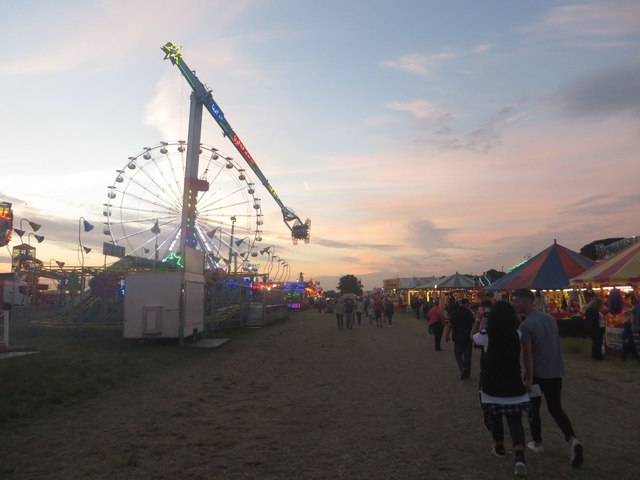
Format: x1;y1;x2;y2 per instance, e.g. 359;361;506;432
445;298;475;379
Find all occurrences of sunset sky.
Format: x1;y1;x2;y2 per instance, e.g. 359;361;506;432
1;0;639;290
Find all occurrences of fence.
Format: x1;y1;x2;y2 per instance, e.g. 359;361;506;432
1;310;8;348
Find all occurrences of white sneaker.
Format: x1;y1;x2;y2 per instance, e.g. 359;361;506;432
527;441;544;454
514;461;527;477
570;439;584;468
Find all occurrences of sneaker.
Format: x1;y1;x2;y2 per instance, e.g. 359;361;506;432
570;439;584;468
527;441;544;454
491;445;506;458
514;460;527;477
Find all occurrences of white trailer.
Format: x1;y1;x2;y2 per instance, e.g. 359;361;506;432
123;270;204;339
0;274;28;307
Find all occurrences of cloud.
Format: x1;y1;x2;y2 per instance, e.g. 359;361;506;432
314;238;396;251
431;105;531;153
472;43;494;54
380;51;457;77
387;99;448;121
560;192;640;217
526;1;640;48
406;220;454;249
554;62;640;118
1;0;256;75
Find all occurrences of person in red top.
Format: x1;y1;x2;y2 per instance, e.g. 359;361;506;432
427;300;446;351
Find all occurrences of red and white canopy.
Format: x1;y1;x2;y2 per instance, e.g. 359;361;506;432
570;240;640;286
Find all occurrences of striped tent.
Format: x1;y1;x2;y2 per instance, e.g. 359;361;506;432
431;272;476;289
570;240;640;286
488;240;595;291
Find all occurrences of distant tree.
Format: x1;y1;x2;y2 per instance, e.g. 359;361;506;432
324;290;338;299
337;274;363;296
579;237;624;260
485;269;506;283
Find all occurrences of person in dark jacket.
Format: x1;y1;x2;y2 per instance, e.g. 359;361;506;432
585;297;604;360
473;301;531;477
445;299;475;379
622;311;639;362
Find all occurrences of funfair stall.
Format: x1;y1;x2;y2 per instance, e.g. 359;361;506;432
487;241;595;333
571;240;640;353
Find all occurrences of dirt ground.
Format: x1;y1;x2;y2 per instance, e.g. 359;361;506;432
1;309;639;479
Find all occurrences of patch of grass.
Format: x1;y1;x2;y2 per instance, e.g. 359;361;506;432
562;336;589;355
0;326;224;424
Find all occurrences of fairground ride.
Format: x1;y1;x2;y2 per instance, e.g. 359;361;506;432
161;41;311;246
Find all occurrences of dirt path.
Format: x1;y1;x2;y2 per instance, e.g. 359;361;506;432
1;309;639;479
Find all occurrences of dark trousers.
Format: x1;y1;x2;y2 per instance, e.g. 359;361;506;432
530;376;576;442
622;342;639;360
492;413;526;447
454;341;472;375
591;327;604;359
356;312;362;325
431;322;443;350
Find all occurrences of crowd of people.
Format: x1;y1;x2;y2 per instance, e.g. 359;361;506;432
311;286;640;476
315;290;594;477
316;294;397;330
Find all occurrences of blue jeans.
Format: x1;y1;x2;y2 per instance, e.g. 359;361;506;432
346;312;354;329
454;341;472;375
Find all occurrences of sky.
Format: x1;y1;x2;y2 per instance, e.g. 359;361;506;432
1;0;639;291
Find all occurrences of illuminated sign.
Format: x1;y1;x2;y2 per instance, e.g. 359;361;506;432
232;134;255;166
210;102;226;124
161;42;183;65
507;259;529;273
163;252;184;269
0;201;14;247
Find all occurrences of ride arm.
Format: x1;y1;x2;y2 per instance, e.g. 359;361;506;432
161;42;310;242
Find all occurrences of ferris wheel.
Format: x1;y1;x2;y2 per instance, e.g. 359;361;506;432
104;141;263;271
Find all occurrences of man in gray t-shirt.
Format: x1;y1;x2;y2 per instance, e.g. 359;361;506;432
519;310;565;379
512;288;583;469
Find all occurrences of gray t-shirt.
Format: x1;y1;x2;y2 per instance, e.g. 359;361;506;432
519;310;565;379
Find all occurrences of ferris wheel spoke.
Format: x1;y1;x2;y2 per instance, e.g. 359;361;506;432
198;184;248;211
121;170;182;212
149;154;183;206
108;213;178;228
199;199;254;216
114;203;180;218
154;225;181;258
